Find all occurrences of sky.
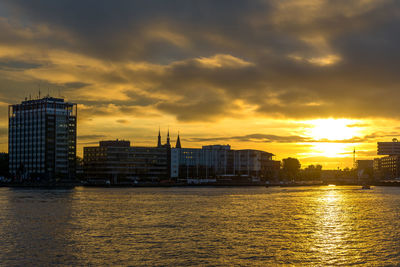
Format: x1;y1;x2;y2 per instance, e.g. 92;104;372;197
0;0;400;169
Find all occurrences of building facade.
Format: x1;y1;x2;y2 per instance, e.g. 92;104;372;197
373;156;400;180
171;141;279;182
377;140;400;155
8;97;77;181
84;140;169;184
374;140;400;180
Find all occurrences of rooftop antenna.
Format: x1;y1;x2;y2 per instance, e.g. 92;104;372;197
38;82;41;99
353;147;356;169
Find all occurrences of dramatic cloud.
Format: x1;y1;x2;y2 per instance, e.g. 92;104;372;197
0;0;399;122
1;0;400;167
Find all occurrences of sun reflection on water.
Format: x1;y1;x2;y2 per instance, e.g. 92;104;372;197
311;187;347;260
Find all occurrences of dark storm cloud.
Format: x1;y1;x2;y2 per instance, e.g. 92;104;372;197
1;1;400;121
2;0;266;61
0;61;41;70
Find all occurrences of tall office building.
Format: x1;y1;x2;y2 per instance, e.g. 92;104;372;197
8;97;77;181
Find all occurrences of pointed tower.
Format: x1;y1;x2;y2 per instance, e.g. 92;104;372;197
176;132;181;148
166;128;170;146
157;128;162;147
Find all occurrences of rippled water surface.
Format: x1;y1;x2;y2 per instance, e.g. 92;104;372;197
1;186;400;265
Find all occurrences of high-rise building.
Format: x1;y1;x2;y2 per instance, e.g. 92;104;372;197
8;97;77;181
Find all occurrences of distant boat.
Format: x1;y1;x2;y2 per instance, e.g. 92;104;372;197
362;185;371;190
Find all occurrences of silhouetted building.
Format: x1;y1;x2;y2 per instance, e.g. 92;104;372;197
0;153;9;177
378;139;400;155
176;133;181;149
373;156;400;180
157;129;171;148
8;97;77;181
374;139;400;180
84;139;169;184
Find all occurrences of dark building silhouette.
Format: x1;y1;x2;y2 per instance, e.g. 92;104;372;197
0;153;8;177
84;139;169;184
8;97;77;181
374;139;400;180
157;128;162;147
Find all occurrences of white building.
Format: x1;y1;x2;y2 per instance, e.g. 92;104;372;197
171;140;279;182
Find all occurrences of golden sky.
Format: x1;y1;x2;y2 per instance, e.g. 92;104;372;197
1;0;400;169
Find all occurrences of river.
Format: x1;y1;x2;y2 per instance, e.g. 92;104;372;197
0;186;399;265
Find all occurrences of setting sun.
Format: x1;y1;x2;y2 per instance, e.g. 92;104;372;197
306;119;360;141
298;119;362;160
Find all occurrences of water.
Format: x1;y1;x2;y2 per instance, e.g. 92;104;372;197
0;186;400;266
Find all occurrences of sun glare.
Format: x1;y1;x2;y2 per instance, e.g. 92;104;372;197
306;119;359;141
300;119;362;159
311;143;353;158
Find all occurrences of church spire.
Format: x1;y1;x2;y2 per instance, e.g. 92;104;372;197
157;127;162;147
167;128;170;146
176;132;181;148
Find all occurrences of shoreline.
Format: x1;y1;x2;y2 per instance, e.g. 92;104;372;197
2;181;400;188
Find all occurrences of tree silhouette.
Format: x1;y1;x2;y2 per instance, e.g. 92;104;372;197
282;157;301;181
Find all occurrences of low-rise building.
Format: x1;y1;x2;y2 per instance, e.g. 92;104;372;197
171;137;279;182
378;139;400;155
373;156;400;180
84;140;169;184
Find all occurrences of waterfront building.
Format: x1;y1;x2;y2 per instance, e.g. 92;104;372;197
377;139;400;155
84;139;169;184
8;97;77;180
374;139;400;180
171;136;279;183
373;156;400;180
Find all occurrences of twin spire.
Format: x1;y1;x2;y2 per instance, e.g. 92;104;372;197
176;132;181;148
157;128;181;148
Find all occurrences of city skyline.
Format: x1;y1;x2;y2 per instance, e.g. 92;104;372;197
1;1;400;168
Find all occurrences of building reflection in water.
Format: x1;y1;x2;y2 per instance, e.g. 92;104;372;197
0;189;79;265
